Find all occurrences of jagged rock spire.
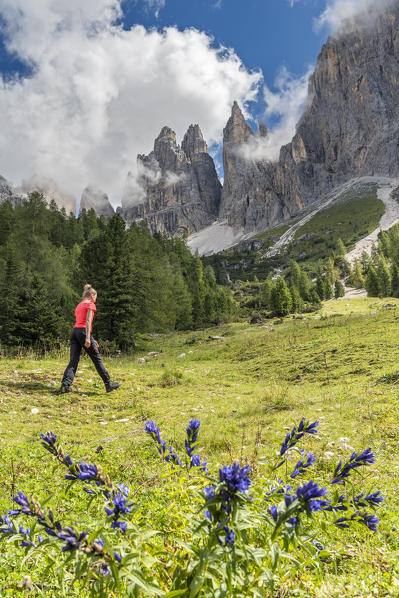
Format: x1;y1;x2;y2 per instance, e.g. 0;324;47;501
80;185;115;218
182;124;207;161
223;101;254;145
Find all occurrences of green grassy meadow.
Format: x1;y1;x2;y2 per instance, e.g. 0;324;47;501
1;297;399;596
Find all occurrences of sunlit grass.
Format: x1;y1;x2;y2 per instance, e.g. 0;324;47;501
0;297;399;595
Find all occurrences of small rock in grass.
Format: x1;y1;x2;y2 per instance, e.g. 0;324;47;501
31;408;39;414
340;443;355;451
137;358;146;364
147;351;160;357
339;437;350;442
324;451;335;459
177;353;186;358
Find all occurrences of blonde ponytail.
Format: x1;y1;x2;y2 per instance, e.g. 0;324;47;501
82;284;97;300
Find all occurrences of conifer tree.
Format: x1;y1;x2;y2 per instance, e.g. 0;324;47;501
349;259;365;289
290;285;304;313
309;286;322;307
360;251;371;273
365;265;379;297
377;256;391;298
298;270;312;301
190;253;206;327
316;276;325;301
325;257;339;284
334;280;345;299
323;277;333;300
271;278;292;317
260;277;274;309
379;231;391;258
335;238;346;257
391;263;399;298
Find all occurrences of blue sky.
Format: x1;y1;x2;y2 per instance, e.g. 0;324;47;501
0;0;377;203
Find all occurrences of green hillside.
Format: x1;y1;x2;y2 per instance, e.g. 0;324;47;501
1;297;399;596
205;183;384;282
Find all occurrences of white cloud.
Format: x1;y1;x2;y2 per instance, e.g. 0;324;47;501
238;66;313;162
315;0;396;33
0;0;260;206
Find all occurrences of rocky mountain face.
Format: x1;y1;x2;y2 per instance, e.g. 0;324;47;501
220;4;399;232
0;175;22;207
219;102;290;231
19;175;76;215
80;185;115;218
0;174;77;214
118;124;221;236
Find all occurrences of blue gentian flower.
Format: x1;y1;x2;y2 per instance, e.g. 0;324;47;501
40;431;57;447
334;516;350;529
12;492;33;516
290;453;316;478
219;462;252;495
185;419;200;457
144;421;162;444
353;492;384;507
357;512;379;532
280;419;319;457
58;527;88;552
65;461;99;482
295;481;329;511
224;527;236;544
111;520;127;532
113;551;122;563
0;515;13;533
165;446;181;468
332;448;376;483
270;505;278;522
144;421;182;468
204;485;215;499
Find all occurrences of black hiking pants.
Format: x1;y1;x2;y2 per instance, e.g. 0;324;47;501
61;328;110;387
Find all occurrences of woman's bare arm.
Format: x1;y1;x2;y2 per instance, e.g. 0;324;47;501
85;310;94;348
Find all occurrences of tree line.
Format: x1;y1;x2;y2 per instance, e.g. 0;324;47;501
0;194;236;350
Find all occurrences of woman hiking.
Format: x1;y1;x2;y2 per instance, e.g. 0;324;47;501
59;284;121;394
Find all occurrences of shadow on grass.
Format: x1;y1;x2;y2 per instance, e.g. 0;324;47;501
0;379;105;398
0;379;55;393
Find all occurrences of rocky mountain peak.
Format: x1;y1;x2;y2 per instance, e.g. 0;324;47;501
258;120;269;138
182;124;207;161
223;101;254;145
18;175;76;215
80;184;115;218
151;126;187;171
0;174;20;206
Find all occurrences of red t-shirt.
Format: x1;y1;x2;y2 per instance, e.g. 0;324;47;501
74;300;97;331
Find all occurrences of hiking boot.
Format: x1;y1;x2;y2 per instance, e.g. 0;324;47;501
105;381;121;393
58;384;71;394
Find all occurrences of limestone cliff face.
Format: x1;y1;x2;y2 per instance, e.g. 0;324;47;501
220;3;399;232
18;175;76;215
287;3;399;200
80;185;115;218
119;124;221;236
219;102;291;231
0;175;22;207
